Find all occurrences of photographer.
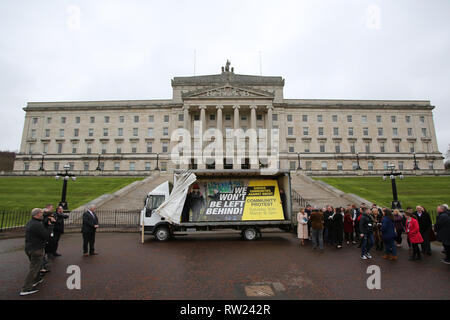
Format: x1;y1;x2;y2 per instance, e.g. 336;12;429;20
50;206;69;257
41;204;56;273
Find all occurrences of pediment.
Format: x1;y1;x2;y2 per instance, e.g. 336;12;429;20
182;85;274;99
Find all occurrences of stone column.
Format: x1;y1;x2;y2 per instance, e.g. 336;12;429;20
216;105;224;169
181;105;191;170
266;105;273;148
250;105;258;169
233;105;240;169
198;105;207;169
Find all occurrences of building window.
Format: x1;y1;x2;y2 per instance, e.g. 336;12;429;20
391;115;396;123
288;145;294;153
129;162;135;171
119;116;125;123
88;128;94;137
114;162;120;171
332;115;338;122
302;115;308;122
116;144;122;154
76;116;80;124
31;129;36;138
209;114;215;121
362;115;367;123
380;142;385;153
134;115;139;123
47;117;52;124
304;143;310;153
257;114;263;121
145;162;151;171
147;128;154;137
57;143;63;154
321;162;328;171
24;163;30;171
376;115;382;123
72;143;77;154
163;127;168;136
272;114;278;121
161;162;167;171
333;127;339;136
348;127;354;136
147;142;152;153
287;114;293;122
289;161;296;170
101;143;107;154
32;117;38;125
420;116;425;123
118;128;123;136
410;143;415;153
407;128;412;136
28;143;34;154
131;143;137;153
178;114;184;122
74;128;79;137
59;129;64;137
303;127;309;136
347;115;352;122
133;128;138;136
45;129;50;137
395;142;400;153
405;115;411;123
421;128;427;137
84;162;89;171
317;115;323;122
368;162;374;171
335;144;341;153
148;115;154;122
306;161;312;170
288;127;294;136
225;114;231;121
363;127;369;136
90;116;95;123
392;128;398;136
164;115;169;122
103;128;108;137
350;143;356;154
352;162;358;170
241;115;247;121
337;162;343;171
365;142;371;153
43;143;48;154
378;128;383;136
61;117;66;124
318;127;324;136
398;161;404;170
104;116;110;123
162;142;168;153
54;162;59;171
86;144;92;154
428;161;434;170
319;143;325;153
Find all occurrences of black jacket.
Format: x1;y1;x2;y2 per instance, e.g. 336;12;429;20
25;218;51;252
359;213;374;235
82;210;99;233
53;211;69;233
332;211;344;231
415;211;432;234
434;210;450;245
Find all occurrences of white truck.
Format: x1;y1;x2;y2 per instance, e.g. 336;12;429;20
140;170;294;241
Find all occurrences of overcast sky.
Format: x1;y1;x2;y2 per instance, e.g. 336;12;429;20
1;0;449;156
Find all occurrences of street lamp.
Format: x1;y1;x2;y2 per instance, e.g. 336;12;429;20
413;152;420;170
355;152;361;170
297;152;302;170
55;164;76;211
155;153;160;171
38;152;45;171
95;153;102;171
382;163;404;210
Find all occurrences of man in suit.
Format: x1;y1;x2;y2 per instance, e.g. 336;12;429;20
415;206;433;256
82;204;99;256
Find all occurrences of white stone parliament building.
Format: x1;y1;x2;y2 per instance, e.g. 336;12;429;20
14;61;445;175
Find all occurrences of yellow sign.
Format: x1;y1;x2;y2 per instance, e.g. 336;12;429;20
242;180;284;221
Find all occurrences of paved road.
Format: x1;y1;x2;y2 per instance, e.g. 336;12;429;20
1;232;449;300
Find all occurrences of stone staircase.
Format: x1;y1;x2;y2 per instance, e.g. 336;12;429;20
290;172;371;209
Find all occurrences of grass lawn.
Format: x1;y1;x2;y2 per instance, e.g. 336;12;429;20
314;176;450;222
0;176;143;212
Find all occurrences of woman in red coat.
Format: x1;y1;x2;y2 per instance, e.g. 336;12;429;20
405;211;424;261
344;209;355;245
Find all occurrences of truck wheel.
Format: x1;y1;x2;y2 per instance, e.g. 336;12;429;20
155;225;170;242
242;227;258;241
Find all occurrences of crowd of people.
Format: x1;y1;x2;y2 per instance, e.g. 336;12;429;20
20;204;99;296
297;203;450;264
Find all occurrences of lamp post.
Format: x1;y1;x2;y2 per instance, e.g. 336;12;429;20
55;164;76;211
297;152;302;170
355;152;361;170
382;164;404;210
95;153;102;171
413;152;420;170
155;153;160;171
38;152;45;171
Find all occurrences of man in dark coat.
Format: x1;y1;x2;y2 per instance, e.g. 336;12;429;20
82;204;99;256
359;208;374;260
20;208;51;296
415;206;432;255
434;205;450;264
324;206;334;244
50;205;69;257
